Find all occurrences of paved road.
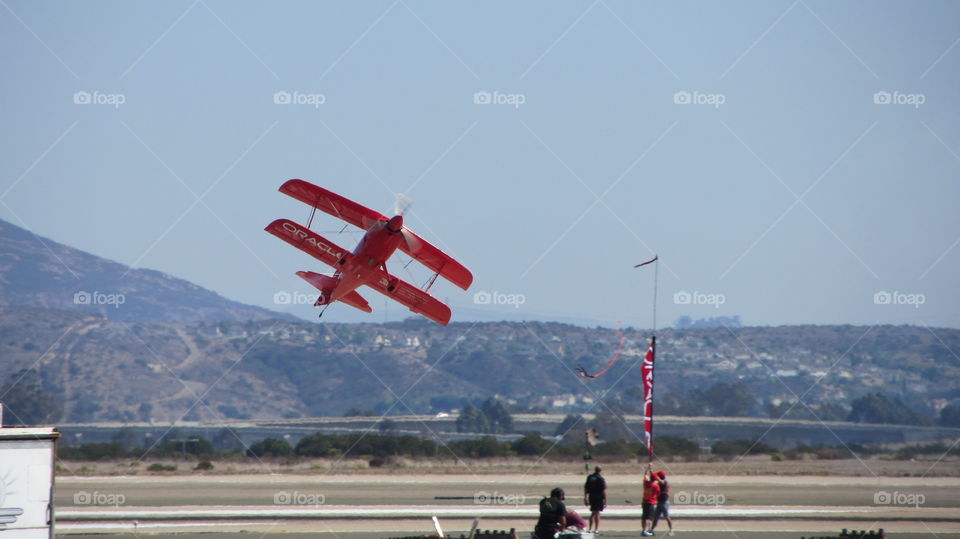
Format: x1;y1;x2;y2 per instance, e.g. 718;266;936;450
55;474;960;538
56;474;960;508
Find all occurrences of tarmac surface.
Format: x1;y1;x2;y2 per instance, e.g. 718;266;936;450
54;473;960;537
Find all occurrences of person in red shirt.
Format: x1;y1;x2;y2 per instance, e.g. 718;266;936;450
651;471;674;536
640;463;660;536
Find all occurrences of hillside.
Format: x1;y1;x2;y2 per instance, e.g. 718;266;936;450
1;305;957;425
0;218;287;322
1;217;956;426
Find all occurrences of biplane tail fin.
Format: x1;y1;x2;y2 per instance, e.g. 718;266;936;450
296;271;372;313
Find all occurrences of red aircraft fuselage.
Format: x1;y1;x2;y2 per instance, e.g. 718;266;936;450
326;215;405;303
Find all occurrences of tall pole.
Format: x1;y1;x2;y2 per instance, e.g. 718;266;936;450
633;255;659;463
650;259;658;462
648;257;659;463
652;256;659;334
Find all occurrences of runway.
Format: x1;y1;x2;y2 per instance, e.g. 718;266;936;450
55;473;960;538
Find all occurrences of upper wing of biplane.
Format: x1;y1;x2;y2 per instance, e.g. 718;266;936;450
279;179;385;231
264;218;349;268
396;231;472;290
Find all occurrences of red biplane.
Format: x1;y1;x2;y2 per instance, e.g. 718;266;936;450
265;179;473;325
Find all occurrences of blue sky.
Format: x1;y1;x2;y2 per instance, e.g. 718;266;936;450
1;0;958;328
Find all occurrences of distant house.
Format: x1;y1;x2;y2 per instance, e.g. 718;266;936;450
712;359;736;370
551;394;577;408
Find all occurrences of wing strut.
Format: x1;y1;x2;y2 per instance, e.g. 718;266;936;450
306;205;317;229
423;272;440;293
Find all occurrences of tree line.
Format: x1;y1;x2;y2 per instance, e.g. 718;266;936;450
59;430;955;462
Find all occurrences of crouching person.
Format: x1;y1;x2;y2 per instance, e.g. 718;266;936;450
534;488;567;539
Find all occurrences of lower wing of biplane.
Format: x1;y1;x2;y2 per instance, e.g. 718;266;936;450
292;269;451;325
367;273;452;325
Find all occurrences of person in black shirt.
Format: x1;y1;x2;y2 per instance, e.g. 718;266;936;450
583;465;607;533
534;487;567;539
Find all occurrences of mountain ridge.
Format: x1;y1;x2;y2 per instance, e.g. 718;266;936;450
0;218;290;322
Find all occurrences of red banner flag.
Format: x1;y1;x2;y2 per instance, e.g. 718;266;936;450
641;336;656;458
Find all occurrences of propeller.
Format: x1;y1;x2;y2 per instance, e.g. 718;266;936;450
394;193;414;217
400;225;421;253
391;193;421;253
